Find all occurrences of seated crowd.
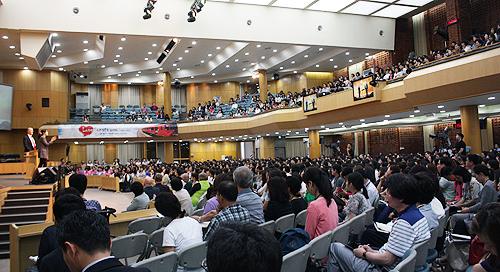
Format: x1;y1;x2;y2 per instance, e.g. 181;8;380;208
47;140;500;272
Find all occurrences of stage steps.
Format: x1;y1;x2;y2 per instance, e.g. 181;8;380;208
1;188;52;259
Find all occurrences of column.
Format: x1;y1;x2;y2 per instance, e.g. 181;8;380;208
460;105;481;154
445;0;472;43
163;72;172;118
164;142;174;163
258;69;268;101
309;129;320;159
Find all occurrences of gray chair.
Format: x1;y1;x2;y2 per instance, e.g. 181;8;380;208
411;240;430;272
162;216;173;227
141;227;165;260
275;213;295;234
389;248;417;272
331;222;350;244
111;233;149;265
281;244;311;272
178;241;207;270
373;195;380;207
132;252;178;272
259;220;276;235
426;228;439;264
127;216;161;235
438;207;449;237
309;230;333;261
192;208;204;217
294;210;307;228
363;207;376;227
349;213;366;235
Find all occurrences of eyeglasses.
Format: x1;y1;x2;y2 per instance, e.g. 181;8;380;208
201;259;208;271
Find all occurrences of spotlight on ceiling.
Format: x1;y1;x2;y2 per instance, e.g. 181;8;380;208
143;0;157;20
174;79;181;89
273;72;280;81
187;0;204;22
157;38;179;64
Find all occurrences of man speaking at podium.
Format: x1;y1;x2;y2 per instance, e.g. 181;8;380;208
23;127;37;152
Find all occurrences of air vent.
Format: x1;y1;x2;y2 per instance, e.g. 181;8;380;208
187;46;193;49
195;64;200;67
265;47;272;50
242;61;249;63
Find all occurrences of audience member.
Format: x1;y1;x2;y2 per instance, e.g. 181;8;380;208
171;177;194;216
153;173;170;193
68;174;102;211
126;182;149;211
469;203;500;272
342;172;370;223
143;177;160;200
286;175;307;215
234;166;264;224
264;176;293;222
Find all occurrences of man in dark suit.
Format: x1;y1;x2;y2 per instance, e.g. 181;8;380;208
143;177;160;200
23;127;37;152
154;173;171;193
55;210;150;272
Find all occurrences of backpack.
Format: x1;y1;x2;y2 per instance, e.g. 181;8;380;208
279;228;310;256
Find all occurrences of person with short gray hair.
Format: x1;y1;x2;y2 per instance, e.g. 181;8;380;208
234;166;264;224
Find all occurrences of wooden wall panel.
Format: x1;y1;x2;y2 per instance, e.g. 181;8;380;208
140;85;156;106
305;72;334;89
186;82;239;110
190;142;238;161
269;73;307;95
68;144;87;165
155;85;164;109
104;143;117;164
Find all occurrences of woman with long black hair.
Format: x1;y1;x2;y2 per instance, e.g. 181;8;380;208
342;172;370;223
303;167;338;240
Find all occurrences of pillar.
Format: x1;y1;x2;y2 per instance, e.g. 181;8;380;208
163;72;172;117
258;69;268;101
354;132;359;156
164;142;174;163
309;129;320;159
460;105;481;154
445;0;472;44
260;137;275;159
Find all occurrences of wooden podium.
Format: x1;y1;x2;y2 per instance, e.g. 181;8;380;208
24;150;39;180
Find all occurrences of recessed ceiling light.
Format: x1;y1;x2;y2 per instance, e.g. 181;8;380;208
256;44;261;48
488;97;496;100
159;68;163;70
437;105;444;108
304;55;308;58
2;36;8;39
138;71;141;74
409;115;415;118
261;56;265;59
191;76;195;78
349;59;352;62
152;43;157;47
440;110;446;113
339;122;343;125
114;60;118;63
365;53;370;56
241;68;246;71
156;71;159;73
192;41;197;45
118;47;123;50
226;65;230;68
83;40;88;44
208;54;212;57
291;61;295;64
15;53;20;56
118;74;122;76
9;45;15;49
216;46;221;50
295;131;299;134
58;68;64;71
235;59;239;62
334;65;338;68
119;62;123;65
52;33;58;37
315;64;319;67
23;67;28;70
345;52;350;55
201;60;205;63
51;55;56;58
214;80;218;83
54;43;60;47
84;61;88;64
57;50;62;53
19;57;24;60
329;59;334;62
273;49;277;53
247;80;250;83
121;37;126;41
101;65;105;68
280;67;283;69
360;119;365;122
245;52;249;56
251;62;256;65
294;71;297;73
414;110;420;113
83;48;88;52
89;81;94;84
185;50;189;53
479;104;486;107
385;115;390;118
148;52;152;55
144;58;148;60
136;74;140;76
320;125;325;128
178;57;183;60
176;68;180;70
212;73;216;76
108;76;111;79
173;63;177;66
128;82;131;84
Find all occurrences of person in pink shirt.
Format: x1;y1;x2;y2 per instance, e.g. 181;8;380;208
304;167;339;241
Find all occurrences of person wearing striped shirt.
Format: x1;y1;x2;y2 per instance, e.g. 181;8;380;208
327;173;431;272
234;166;265;224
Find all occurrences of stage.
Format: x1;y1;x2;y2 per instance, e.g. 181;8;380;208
0;174;36;188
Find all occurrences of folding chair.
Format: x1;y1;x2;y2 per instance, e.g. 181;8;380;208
294;210;307;228
281;244;311;272
139;227;165;261
331;222;350;244
259;220;276;235
177;241;207;270
127;216;161;235
192;208;204;217
309;230;333;261
389;249;417;272
363;207;376;227
275;214;295;235
411;240;430;272
349;213;366;235
111;233;148;265
132;252;178;272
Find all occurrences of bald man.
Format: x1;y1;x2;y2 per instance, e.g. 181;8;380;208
143;177;160;200
23;127;37;152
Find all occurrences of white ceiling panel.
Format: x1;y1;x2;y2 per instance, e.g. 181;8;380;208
372;4;417;18
232;0;272;5
341;1;388;15
396;0;434;6
272;0;315;9
308;0;356;12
